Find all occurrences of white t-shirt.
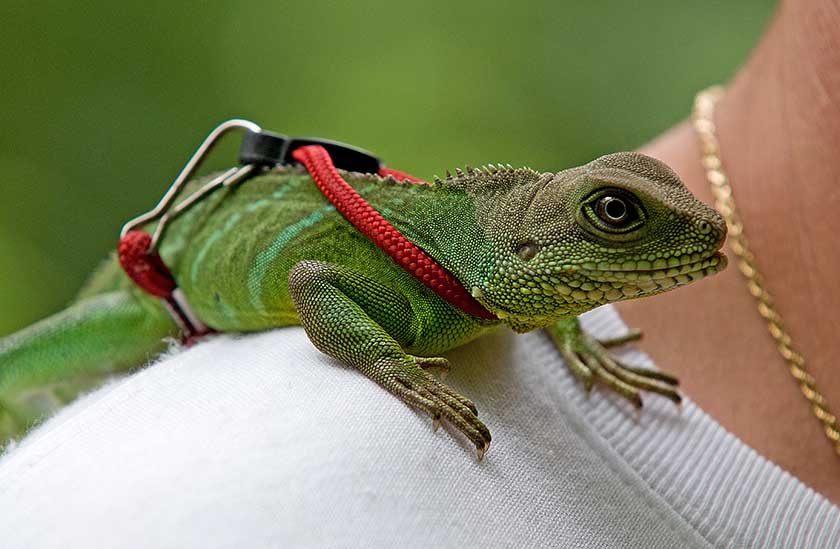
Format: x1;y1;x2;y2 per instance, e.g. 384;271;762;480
0;306;837;548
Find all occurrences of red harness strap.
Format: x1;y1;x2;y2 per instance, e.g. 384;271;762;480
292;145;497;321
118;145;497;340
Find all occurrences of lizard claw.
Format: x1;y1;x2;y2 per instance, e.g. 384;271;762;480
385;355;491;459
477;441;490;461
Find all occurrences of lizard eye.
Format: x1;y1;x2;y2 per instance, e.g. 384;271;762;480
596;196;630;224
582;189;645;234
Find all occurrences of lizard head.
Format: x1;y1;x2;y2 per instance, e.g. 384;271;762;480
457;152;727;331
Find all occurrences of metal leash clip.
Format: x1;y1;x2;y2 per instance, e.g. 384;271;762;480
118;118;382;341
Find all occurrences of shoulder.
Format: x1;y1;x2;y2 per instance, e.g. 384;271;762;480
2;314;832;547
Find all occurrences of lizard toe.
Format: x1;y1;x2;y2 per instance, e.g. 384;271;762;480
392;361;491;457
597;328;643;349
415;356;451;379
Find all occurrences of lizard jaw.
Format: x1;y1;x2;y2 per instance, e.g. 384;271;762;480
467;251;727;323
578;251;727;284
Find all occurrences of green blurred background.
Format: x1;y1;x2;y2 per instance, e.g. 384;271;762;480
0;1;775;334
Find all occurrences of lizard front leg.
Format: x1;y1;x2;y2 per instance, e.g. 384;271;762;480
288;260;491;458
547;317;681;407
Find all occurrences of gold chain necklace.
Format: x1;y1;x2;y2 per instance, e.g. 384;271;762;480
692;86;840;456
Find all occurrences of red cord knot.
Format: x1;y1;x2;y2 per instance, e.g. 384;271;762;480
118;230;177;298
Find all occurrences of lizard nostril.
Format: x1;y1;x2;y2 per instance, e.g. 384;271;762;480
697;220;712;235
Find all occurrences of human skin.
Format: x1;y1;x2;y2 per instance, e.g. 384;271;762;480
618;0;840;504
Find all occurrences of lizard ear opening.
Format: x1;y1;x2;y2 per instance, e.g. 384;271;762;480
515;241;540;261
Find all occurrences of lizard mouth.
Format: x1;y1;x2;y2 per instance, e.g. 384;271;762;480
478;251;727;322
579;251;728;286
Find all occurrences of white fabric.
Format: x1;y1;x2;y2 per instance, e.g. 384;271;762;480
0;306;836;548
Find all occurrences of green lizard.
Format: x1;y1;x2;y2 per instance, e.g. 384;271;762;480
0;151;726;457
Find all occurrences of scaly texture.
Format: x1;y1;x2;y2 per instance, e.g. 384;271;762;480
0;152;727;455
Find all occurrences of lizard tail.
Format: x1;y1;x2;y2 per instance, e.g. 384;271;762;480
0;289;177;443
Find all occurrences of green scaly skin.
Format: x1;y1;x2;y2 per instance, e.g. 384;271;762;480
0;152;727;456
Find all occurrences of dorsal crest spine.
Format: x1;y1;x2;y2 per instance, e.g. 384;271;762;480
437;164;543;191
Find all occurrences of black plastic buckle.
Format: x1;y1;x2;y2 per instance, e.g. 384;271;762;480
239;130;382;174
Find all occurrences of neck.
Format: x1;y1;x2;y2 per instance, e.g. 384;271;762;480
640;0;840;389
714;0;840;350
622;0;840;502
716;0;840;261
